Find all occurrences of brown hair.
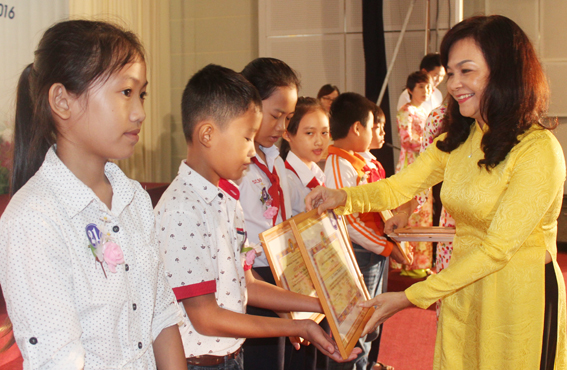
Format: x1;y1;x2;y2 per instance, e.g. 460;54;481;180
12;20;145;195
437;15;554;169
405;70;431;99
317;84;340;99
241;58;300;100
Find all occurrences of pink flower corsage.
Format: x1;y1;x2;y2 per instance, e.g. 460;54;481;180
263;206;278;219
244;249;256;271
101;242;125;273
87;223;125;278
241;244;259;271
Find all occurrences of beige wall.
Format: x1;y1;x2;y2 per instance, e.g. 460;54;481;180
165;1;566;192
169;0;258;174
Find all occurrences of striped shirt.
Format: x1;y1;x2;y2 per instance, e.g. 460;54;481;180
324;146;393;255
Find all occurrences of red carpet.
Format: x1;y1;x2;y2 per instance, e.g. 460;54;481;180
375;251;567;370
377;308;436;370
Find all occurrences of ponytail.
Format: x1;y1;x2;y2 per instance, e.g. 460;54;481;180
11;64;55;195
280;139;291;161
9;20;145;195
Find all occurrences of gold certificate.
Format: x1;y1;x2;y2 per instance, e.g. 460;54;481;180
259;221;324;322
289;210;374;359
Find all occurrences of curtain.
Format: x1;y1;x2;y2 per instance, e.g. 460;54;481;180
363;0;395;177
69;0;172;182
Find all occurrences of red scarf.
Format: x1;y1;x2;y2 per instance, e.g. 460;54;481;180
251;157;286;225
363;159;386;183
284;161;322;189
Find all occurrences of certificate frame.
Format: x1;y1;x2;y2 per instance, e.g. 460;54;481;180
389;226;455;242
379;210;412;264
259;221;325;323
289;209;375;360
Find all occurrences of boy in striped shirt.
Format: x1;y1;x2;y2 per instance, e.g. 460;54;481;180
324;93;410;370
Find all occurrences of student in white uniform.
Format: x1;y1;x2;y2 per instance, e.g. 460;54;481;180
238;58;304;370
155;64;356;370
397;53;446;115
0;20;185;369
281;97;330;216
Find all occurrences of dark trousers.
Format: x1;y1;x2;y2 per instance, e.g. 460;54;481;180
243;266;317;370
540;262;558;370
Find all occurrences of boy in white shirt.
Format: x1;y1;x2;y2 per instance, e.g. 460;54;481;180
155;64;359;369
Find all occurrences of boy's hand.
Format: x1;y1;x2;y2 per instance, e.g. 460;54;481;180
390;243;413;265
289;336;309;350
299;320;361;362
305;187;348;214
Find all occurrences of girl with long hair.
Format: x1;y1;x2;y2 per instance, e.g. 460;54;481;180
0;20;185;369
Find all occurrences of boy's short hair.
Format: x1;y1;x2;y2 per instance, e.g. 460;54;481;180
329;92;375;140
181;64;262;141
420;53;442;72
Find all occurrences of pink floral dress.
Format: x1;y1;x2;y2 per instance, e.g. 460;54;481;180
392;103;433;272
416;105;455;317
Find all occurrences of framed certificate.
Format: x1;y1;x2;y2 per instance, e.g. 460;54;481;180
289;210;375;360
259;221;325;323
389;226;455;242
379;210;412;264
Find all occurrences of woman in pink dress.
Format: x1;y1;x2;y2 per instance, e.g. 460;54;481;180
393;71;434;277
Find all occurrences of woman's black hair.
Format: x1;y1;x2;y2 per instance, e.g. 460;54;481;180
241;58;300;100
11;20;145;195
437;15;553;170
280;97;326;160
317;84;340;99
405;70;430;99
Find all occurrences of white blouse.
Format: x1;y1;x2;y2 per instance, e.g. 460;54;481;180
284;151;325;216
236;145;293;267
0;147;182;369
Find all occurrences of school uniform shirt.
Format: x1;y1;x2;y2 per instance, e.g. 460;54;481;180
154;161;247;358
284;151;325;216
236;145;294;267
325;146;392;256
0;146;183;370
396;88;443;116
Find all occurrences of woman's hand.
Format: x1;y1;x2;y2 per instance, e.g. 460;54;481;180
300;320;361;362
305;186;348;214
359;292;414;336
384;212;410;235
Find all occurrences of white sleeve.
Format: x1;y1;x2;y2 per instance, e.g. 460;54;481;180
0;212;85;369
285;169;306;216
149;228;183;340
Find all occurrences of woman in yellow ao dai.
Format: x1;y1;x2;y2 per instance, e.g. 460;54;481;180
305;15;566;370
